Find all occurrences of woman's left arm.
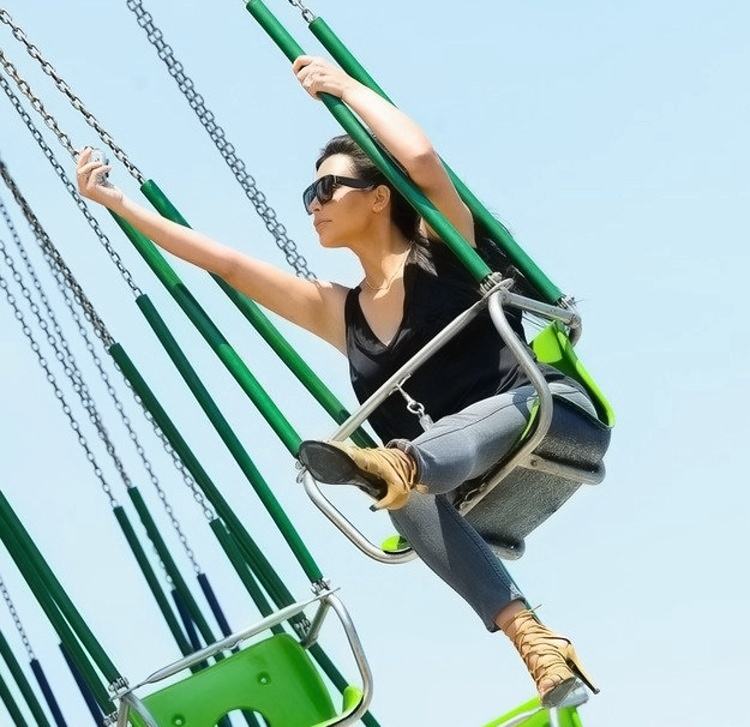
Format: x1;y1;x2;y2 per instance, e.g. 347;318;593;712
293;56;475;247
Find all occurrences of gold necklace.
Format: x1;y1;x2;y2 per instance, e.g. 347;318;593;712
363;250;409;293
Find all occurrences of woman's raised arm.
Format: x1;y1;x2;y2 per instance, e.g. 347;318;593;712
75;148;349;353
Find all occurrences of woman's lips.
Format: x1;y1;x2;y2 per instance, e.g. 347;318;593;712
314;220;330;230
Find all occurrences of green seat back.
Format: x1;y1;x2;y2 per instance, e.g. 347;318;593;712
134;634;338;726
531;323;615;427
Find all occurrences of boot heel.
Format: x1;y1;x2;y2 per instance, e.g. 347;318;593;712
564;645;599;695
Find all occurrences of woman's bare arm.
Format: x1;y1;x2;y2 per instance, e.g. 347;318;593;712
294;57;475;247
76;149;348;353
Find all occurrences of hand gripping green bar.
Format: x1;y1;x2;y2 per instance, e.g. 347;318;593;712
304;15;563;304
246;0;491;285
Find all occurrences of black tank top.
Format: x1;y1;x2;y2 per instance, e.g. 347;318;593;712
345;237;566;443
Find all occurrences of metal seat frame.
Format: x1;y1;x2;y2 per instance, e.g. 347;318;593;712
110;586;373;727
298;276;605;564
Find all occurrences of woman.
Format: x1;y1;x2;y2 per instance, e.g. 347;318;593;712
76;55;598;708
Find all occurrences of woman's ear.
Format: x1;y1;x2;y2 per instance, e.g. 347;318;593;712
371;184;391;213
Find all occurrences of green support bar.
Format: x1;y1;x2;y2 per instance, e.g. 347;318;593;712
109;343;307;605
127;488;224;654
0;498;115;712
208;520;280;631
108;211;301;454
306;16;563;303
0;669;27;727
135;294;323;583
139;179;374;448
0;630;49;726
245;0;490;284
0;493;119;686
112;505;194;660
109;345;381;725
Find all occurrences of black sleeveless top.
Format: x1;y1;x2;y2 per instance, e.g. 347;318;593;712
344;237;566;443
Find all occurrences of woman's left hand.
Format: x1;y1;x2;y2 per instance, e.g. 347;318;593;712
292;56;354;100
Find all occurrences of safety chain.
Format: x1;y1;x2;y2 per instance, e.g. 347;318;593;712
0;223;130;506
285;0;317;23
0;74;142;296
0;87;216;526
0;194;204;575
0;9;144;182
0;161;216;530
394;379;433;431
0;243;119;508
0;573;35;661
125;0;316;280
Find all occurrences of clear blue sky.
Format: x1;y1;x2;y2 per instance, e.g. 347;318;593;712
0;1;747;725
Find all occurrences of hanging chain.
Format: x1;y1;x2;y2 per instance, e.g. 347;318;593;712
124;0;316;280
0;80;215;524
0;74;142;296
285;0;317;23
0;189;205;572
0;160;216;529
0;573;35;661
0;9;144;182
0;243;119;508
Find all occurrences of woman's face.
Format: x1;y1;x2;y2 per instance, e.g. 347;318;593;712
309;154;381;248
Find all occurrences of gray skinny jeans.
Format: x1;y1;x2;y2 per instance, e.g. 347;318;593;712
387;380;597;631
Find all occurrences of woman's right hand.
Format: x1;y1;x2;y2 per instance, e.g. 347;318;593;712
75;147;123;209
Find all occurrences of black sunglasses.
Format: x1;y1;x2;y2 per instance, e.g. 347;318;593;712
303;174;374;214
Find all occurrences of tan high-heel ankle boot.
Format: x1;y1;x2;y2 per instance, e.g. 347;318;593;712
504;609;599;708
298;440;427;510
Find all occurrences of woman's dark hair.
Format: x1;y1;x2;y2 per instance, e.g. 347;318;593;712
317;135;536;298
316;134;420;241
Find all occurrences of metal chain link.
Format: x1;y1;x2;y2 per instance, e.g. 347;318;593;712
0;74;142;296
0;86;216;526
125;0;316;280
0;188;204;573
0;225;126;506
285;0;317;23
0;573;35;661
0;9;144;183
0;247;119;508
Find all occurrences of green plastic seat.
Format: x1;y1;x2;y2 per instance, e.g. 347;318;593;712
383;322;614;556
130;633;361;727
483;695;584;727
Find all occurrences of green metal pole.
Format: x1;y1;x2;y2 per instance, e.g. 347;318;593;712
139;180;374;448
110;346;377;718
127;486;219;649
245;0;490;284
306;16;563;303
0;503;114;712
208;520;279;629
110;343;302;607
136;293;323;582
108;211;301;454
0;669;27;726
111;505;194;659
0;630;49;726
0;492;120;687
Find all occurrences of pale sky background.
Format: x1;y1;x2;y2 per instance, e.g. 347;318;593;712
0;1;747;725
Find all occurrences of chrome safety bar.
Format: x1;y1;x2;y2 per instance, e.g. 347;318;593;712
299;280;590;561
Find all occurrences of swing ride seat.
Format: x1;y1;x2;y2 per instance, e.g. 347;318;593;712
132;634;361;727
120;589;371;727
384;323;615;560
